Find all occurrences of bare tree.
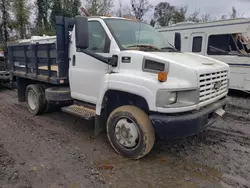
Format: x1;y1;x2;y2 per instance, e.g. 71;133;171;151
220;6;243;21
122;5;135;18
200;13;215;22
131;0;153;21
86;0;114;16
221;14;227;20
113;0;134;18
114;0;123;17
186;9;200;23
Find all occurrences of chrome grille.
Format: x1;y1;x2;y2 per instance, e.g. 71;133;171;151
199;70;228;102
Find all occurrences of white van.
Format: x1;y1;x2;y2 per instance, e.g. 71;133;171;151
157;18;250;92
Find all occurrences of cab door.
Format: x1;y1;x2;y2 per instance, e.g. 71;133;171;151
69;20;111;104
190;32;207;55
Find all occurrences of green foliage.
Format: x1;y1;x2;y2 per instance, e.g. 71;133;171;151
35;0;52;35
34;0;81;35
50;0;63;31
153;3;200;26
150;19;156;27
12;0;30;39
153;2;175;26
0;0;12;46
172;5;187;24
230;6;237;19
153;1;233;27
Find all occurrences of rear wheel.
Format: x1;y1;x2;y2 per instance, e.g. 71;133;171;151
107;105;155;159
26;84;46;115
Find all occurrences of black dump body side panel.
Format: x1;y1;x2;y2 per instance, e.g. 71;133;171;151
7;16;75;85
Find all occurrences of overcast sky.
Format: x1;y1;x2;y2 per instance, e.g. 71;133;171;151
125;0;250;20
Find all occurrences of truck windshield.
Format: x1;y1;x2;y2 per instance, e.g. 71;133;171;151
104;19;174;51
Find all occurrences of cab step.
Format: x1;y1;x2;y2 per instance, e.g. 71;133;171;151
61;104;96;120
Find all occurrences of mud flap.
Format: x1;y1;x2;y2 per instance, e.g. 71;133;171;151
17;77;28;102
93;115;106;137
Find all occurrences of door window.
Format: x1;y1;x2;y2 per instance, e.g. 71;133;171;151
192;36;202;52
88;21;110;53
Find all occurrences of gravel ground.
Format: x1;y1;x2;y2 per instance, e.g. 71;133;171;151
0;88;249;188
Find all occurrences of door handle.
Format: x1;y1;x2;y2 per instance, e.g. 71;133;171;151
72;55;76;66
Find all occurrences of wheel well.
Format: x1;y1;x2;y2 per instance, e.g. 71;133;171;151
16;77;51;102
102;90;150;117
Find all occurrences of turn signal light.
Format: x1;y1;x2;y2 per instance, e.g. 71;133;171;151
158;72;168;82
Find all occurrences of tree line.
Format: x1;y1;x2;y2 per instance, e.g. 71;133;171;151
150;2;240;27
0;0;242;48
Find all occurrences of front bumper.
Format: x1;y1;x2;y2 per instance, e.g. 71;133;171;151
150;97;228;139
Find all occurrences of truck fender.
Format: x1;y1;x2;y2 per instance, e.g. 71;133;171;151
95;80;155;115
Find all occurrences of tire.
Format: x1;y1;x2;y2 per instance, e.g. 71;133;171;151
45;87;71;102
107;105;155;159
26;84;46;115
44;101;55;113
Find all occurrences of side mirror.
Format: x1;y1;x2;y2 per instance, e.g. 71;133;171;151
174;32;181;51
108;55;118;67
75;16;89;49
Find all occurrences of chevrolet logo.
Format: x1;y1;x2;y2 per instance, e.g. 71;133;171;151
214;81;222;90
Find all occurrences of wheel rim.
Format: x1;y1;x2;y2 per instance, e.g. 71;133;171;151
28;90;37;110
115;117;139;148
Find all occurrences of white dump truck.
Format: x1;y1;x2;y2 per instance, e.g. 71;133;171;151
7;16;229;159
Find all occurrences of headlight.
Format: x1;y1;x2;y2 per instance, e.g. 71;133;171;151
156;89;199;108
168;92;177;104
156;90;177;107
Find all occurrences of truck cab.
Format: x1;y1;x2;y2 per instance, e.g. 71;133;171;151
8;16;229;159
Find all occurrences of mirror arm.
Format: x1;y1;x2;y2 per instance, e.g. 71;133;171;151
77;49;117;66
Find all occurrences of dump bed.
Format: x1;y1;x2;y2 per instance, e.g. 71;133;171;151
7;17;75;85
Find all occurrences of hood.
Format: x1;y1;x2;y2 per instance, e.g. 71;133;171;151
147;52;228;71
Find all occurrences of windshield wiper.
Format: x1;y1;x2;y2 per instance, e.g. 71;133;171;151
126;44;160;51
161;47;179;52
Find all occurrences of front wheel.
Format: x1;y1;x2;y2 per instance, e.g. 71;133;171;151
107;105;155;159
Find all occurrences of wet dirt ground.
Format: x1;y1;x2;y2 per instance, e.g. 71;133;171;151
0;89;249;188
